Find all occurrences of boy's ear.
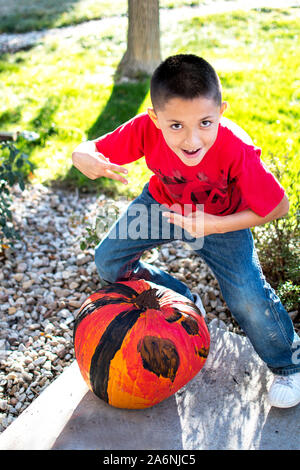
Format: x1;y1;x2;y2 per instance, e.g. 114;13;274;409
147;107;161;129
220;101;228;116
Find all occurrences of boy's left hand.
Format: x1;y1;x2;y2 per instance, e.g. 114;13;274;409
162;209;219;238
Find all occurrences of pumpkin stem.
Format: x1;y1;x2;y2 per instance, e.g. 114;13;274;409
134;288;160;310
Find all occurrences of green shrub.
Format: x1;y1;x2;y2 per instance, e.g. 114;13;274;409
0;139;34;249
277;281;300;313
79;198;123;251
253;154;299;312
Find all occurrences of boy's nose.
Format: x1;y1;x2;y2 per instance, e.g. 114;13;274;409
183;129;202;149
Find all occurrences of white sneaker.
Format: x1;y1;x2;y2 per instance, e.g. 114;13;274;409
192;292;206;318
268;372;300;408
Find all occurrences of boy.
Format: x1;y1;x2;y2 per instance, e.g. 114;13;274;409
72;54;300;408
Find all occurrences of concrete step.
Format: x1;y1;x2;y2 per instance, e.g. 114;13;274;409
0;321;299;450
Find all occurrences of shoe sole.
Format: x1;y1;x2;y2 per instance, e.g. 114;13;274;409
268;397;300;408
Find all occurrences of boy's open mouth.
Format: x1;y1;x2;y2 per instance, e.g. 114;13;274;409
182;148;202;157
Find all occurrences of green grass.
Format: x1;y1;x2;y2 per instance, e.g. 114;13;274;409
0;0;208;34
1;7;299;201
0;0;125;33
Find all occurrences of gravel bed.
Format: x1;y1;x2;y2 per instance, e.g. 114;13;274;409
0;184;299;432
0;182;243;432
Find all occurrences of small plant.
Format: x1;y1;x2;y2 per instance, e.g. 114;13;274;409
252;154;299;312
77;196;159;264
277;281;300;314
0;139;34;250
79;198;124;251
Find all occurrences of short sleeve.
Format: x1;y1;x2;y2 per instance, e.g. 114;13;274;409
94;114;146;165
236;147;285;217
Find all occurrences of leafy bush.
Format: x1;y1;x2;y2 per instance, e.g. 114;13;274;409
277;281;300;313
0;139;34;249
79;198;124;251
252;154;299;313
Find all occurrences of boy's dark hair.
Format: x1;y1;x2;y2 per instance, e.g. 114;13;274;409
150;54;222;110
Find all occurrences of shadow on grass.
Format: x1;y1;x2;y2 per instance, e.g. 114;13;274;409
87;79;150;140
1;70;150;198
63;78;150;196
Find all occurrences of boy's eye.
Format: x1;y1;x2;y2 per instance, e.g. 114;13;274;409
201;120;212;128
171;123;182;130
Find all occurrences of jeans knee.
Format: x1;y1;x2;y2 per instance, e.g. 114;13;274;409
226;285;262;316
94;240;118;283
228;289;281;331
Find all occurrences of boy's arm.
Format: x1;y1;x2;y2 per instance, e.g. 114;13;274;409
72;114;148;182
162;195;289;237
72;140;128;184
213;194;289;234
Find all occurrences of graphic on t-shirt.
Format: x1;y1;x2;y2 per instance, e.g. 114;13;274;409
152;167;243;214
154;168;189;186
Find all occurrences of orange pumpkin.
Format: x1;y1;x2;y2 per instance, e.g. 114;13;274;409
73;279;210;409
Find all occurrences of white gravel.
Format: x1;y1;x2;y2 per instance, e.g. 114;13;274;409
0;182;236;433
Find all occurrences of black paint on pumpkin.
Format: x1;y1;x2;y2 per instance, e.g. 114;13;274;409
89;306;144;402
165;310;182;323
165;307;199;335
137;335;179;382
134;288;160;310
101;282;138;298
73;282;138;340
181;317;199;335
73;296;129;341
195;346;209;358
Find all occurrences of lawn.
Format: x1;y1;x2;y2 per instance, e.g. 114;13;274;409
0;0;214;33
0;6;299;201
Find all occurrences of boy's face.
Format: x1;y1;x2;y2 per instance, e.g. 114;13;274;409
148;96;227;167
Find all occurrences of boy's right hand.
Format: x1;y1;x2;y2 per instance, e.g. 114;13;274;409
72;147;128;185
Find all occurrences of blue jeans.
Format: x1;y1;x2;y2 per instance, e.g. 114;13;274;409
95;183;300;376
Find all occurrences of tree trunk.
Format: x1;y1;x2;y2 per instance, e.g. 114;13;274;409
116;0;161;80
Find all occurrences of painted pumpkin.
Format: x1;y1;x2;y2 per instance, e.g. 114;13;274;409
73;279;210;409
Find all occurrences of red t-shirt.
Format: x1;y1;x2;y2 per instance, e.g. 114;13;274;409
95;113;284;217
